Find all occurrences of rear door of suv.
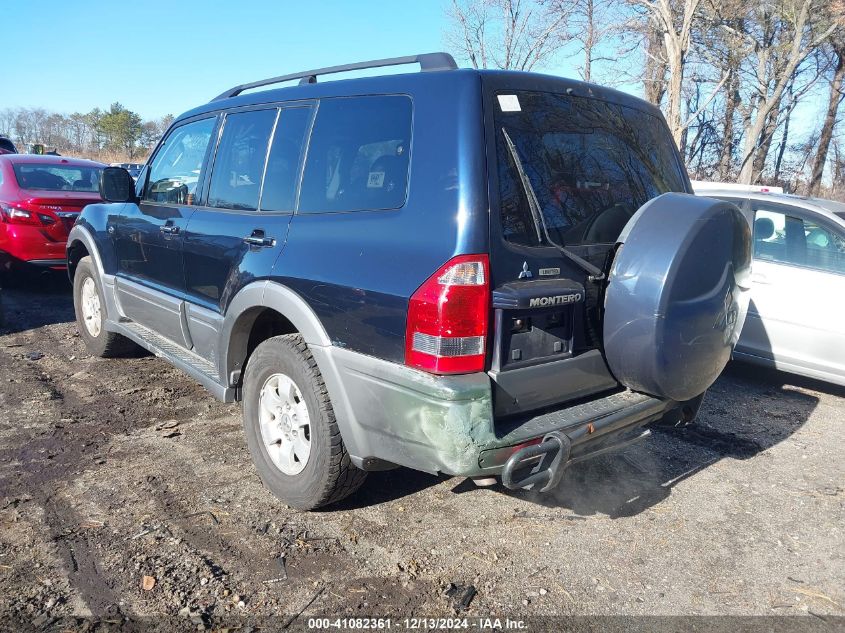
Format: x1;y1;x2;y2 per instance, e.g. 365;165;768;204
180;103;314;363
481;74;690;418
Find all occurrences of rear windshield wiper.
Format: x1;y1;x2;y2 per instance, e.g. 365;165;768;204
501;128;606;282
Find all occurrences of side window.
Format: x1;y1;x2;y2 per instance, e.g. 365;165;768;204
298;96;412;213
803;217;845;274
259;107;312;212
207;109;277;211
753;206;845;275
144;118;215;205
752;209;789;263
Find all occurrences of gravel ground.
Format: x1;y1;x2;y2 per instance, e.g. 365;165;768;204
0;273;842;631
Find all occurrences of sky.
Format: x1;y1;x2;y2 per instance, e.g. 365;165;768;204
3;0;555;120
2;0;616;120
2;0;827;159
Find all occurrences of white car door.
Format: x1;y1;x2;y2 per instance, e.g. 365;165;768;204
738;202;845;385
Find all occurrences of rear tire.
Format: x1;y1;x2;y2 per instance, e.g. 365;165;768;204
242;334;366;510
73;256;136;357
0;253;17;289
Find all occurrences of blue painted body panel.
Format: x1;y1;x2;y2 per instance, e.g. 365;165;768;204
73;204;124;275
71;67;677;367
272;72;488;361
181;207;293;314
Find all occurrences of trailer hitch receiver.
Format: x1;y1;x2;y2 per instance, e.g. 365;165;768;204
500;431;572;492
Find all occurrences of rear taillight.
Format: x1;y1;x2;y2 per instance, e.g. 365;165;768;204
405;254;490;374
0;203;42;226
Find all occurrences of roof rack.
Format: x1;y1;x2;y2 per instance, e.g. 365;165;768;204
212;52;458;102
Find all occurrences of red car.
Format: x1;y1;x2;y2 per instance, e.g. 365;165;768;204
0;154;105;272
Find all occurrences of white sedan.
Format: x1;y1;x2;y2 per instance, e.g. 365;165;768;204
694;186;845;386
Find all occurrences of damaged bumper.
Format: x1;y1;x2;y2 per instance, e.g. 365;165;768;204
313;345;688;482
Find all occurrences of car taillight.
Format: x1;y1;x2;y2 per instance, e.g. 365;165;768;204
405;254;490;375
0;203;42;226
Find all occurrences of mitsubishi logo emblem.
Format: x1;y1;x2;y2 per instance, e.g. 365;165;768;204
518;261;533;279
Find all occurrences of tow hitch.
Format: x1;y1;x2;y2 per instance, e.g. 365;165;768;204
500;427;653;492
500;431;572;492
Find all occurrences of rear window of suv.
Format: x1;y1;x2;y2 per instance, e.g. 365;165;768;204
298;95;412;213
494;91;686;247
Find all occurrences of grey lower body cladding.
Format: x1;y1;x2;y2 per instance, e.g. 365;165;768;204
313;345;686;480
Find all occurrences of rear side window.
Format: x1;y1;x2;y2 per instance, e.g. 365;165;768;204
753;206;845;275
494;91;686;246
298;96;412;213
259;107;312;213
207;109;277;211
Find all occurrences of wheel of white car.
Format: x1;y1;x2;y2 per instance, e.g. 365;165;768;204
242;334;366;510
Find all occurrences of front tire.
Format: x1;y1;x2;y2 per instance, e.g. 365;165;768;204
242;334;366;510
73;256;136;357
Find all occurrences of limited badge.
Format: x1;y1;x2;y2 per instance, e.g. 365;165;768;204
539;267;560;277
367;172;385;188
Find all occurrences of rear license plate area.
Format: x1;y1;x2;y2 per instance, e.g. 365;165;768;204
493;306;574;370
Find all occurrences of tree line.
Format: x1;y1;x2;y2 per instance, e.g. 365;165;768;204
446;0;845;198
0;103;173;163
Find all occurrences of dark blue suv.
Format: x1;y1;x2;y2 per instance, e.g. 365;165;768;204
68;53;751;509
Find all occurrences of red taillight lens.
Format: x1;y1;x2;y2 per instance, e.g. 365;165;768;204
0;203;42;226
405;254;490;374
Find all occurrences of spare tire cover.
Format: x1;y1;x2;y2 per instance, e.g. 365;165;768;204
603;192;752;402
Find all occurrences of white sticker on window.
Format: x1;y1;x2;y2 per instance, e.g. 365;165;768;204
367;171;385;188
498;94;521;112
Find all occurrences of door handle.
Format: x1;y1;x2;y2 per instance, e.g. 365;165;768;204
160;224;180;235
751;272;769;285
244;230;276;248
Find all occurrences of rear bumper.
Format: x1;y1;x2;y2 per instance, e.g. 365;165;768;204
24;258;67;268
313;345;689;481
0;224;67;265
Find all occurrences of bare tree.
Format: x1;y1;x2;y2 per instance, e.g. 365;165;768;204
0;106;172;161
0;109;16;139
631;0;704;149
445;0;573;70
808;28;845;193
726;0;839;183
441;0;840;189
772;80;797;181
641;22;669;104
683;71;732;177
832;139;845;199
569;0;619;82
695;0;750;180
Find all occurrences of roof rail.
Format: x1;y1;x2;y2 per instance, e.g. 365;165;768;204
211;52;458;102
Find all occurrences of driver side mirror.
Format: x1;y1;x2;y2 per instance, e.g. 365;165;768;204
99;167;137;203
